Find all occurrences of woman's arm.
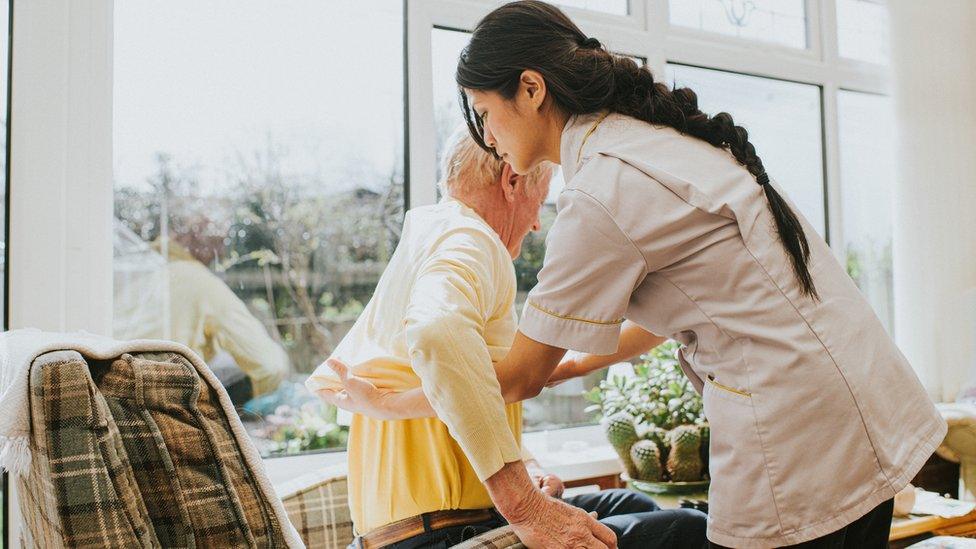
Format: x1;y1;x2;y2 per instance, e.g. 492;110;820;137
317;323;666;420
546;321;665;386
317;330;567;420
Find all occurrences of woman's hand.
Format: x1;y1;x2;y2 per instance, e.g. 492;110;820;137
314;358;401;420
539;473;566;499
525;459;566;499
545;354;582;388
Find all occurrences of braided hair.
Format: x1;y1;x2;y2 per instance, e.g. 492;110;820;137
457;0;819;299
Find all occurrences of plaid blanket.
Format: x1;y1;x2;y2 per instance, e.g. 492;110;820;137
99;354;196;548
8;330;304;548
128;352;286;548
29;350;158;548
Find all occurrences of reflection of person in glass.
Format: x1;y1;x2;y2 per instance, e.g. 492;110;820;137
114;230;288;404
308;127;706;548
320;2;945;548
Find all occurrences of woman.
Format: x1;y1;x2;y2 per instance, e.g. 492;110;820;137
322;2;945;547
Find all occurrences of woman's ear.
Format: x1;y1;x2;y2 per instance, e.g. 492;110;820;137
500;162;519;203
520;69;547;110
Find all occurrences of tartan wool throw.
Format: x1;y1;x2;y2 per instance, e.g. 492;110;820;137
0;329;304;548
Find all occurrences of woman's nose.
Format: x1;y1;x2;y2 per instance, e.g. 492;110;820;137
483;125;496;148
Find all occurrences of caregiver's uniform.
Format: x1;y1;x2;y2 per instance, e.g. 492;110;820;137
520;112;947;548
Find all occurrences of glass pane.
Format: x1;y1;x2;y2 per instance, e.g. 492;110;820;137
433;28;616;431
113;1;404;456
669;0;807;49
666;64;826;236
836;0;889;64
838;91;895;334
553;0;629;15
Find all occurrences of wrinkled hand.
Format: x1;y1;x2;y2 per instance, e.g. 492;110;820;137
509;492;616;549
313;358;398;420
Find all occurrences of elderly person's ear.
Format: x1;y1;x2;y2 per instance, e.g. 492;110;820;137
500;162;520;203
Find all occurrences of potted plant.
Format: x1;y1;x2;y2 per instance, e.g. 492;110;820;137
584;340;709;494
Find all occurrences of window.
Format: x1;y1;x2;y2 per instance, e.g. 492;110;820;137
6;1;898;500
554;0;629;15
836;0;889;64
113;0;405;456
838;90;895;333
669;0;808;49
667;64;827;237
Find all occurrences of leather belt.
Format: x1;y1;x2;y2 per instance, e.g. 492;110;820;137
357;508;498;548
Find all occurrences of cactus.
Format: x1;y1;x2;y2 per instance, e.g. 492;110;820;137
630;440;663;482
642;426;670;455
602;412;639;479
666;425;703;482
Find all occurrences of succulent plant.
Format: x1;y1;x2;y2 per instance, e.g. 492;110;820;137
585;340;704;431
602;412;640;480
630;439;663;482
666;425;703;482
587;340;710;482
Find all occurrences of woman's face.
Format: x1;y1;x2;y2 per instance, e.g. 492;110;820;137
466;80;558;175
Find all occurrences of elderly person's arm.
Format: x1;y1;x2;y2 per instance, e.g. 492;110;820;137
399;229;522;481
389;229;615;548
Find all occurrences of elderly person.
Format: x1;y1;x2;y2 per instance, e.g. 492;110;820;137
309;128;707;548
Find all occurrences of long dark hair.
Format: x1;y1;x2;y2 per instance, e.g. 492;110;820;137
457;0;819;299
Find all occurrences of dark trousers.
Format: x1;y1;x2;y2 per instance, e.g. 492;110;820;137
375;488;708;548
566;489;708;549
709;498;894;549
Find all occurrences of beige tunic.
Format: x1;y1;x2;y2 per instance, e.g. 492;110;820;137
520;112;947;547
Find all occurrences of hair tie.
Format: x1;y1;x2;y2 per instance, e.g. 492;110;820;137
580;37;601;49
757;172;770;186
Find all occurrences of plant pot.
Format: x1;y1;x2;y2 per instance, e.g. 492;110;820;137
623;474;710;495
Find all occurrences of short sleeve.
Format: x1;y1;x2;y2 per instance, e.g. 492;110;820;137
520;187;647;355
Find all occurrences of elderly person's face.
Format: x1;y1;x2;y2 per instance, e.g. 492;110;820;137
451;161;552;260
496;164;551;259
441;126;552;259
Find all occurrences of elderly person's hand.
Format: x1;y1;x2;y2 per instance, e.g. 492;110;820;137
515;495;613;548
488;462;616;549
314;358;401;420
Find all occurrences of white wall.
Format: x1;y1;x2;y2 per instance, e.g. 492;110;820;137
890;0;976;401
7;0;114;335
6;1;113;541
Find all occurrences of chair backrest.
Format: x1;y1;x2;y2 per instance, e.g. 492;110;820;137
278;472;528;549
280;473;355;548
21;349;295;548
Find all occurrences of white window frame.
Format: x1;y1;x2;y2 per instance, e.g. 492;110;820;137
5;1;892;541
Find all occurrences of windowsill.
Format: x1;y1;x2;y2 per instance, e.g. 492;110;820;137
266;424;621;497
521;424;622;480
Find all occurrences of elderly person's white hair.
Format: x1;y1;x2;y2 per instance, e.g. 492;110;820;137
437;125;551;198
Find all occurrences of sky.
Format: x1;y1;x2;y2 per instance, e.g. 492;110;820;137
114;0;404;195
